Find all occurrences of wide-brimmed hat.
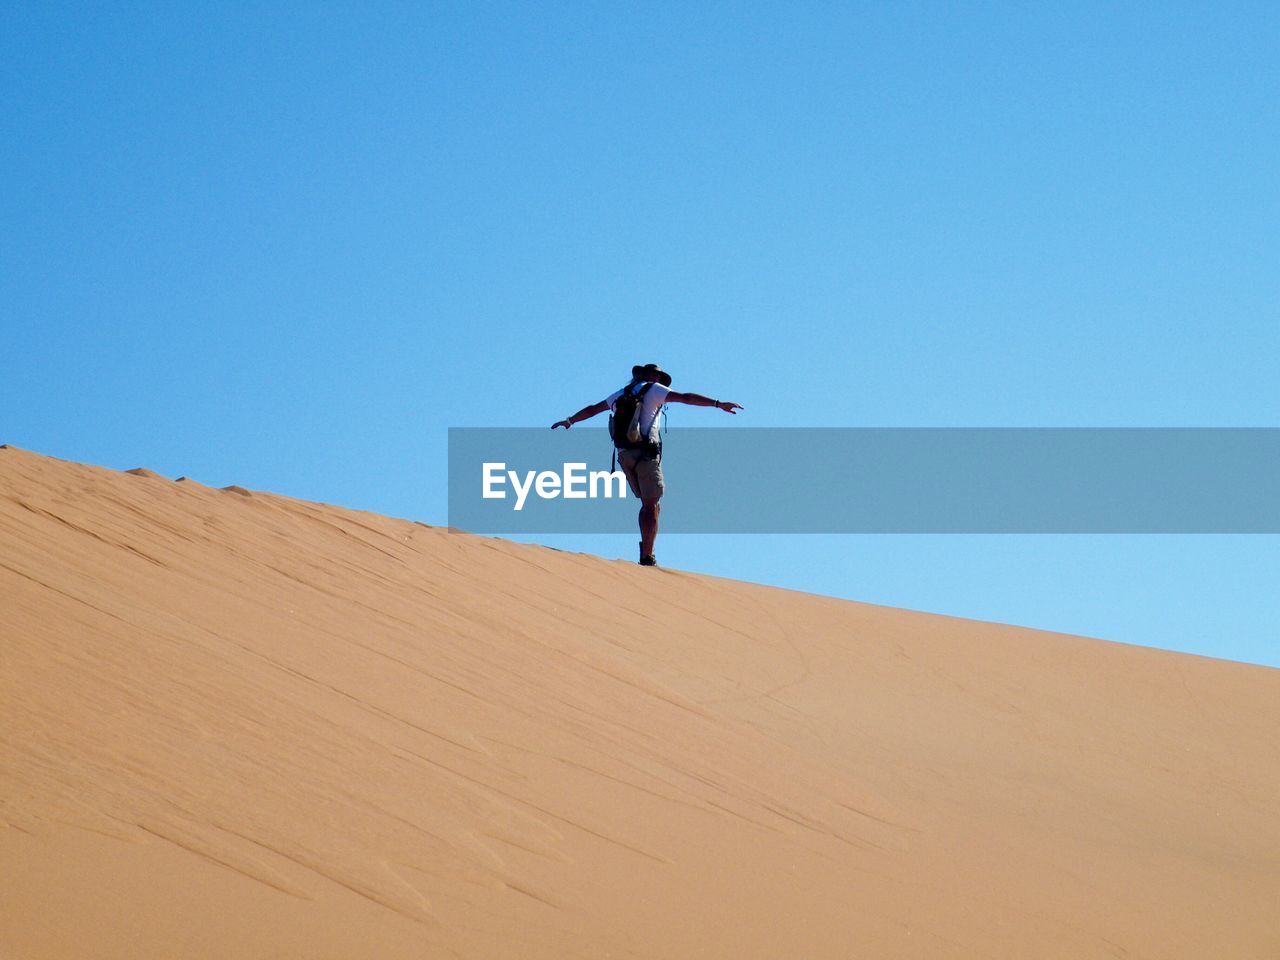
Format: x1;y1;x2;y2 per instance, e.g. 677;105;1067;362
632;363;672;387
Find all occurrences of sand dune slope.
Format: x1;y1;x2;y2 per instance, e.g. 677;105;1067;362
2;446;1277;959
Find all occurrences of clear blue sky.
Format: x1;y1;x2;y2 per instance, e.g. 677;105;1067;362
4;2;1277;667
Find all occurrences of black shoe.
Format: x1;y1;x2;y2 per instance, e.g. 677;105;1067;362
639;554;657;566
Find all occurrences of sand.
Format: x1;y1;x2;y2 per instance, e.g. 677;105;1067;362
2;445;1277;958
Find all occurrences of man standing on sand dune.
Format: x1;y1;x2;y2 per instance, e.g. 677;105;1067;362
552;363;743;567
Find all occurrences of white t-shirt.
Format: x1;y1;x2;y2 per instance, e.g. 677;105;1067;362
603;381;671;443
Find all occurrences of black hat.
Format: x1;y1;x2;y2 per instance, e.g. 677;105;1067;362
632;363;672;387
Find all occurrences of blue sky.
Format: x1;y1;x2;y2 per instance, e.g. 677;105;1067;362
4;2;1277;667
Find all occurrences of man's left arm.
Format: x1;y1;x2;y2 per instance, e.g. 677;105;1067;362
667;392;743;414
551;400;610;429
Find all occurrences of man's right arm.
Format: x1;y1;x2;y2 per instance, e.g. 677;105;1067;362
667;392;743;414
551;400;609;430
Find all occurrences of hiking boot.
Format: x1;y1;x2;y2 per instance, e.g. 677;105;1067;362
639;554;657;566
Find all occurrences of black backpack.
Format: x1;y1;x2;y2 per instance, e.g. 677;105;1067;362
609;381;659;455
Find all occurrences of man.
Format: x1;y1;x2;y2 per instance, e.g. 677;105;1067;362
552;363;742;566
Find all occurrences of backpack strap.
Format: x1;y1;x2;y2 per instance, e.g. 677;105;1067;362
610;379;651;412
635;382;660;460
632;382;656;447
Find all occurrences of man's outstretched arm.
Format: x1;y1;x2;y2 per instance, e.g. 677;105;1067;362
667;392;743;414
551;400;609;429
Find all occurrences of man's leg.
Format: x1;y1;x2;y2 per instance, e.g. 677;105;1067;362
639;498;660;560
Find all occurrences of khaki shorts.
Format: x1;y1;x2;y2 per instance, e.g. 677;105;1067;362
617;448;664;501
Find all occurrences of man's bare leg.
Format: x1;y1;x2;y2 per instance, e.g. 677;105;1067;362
639;498;661;561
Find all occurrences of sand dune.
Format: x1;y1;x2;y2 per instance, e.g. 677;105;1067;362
2;445;1277;958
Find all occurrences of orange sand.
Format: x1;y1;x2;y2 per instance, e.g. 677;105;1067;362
2;445;1277;958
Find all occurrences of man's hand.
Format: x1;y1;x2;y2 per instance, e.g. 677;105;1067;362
551;419;573;430
716;401;743;414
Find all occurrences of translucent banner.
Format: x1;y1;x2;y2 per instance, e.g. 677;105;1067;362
448;428;1280;534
